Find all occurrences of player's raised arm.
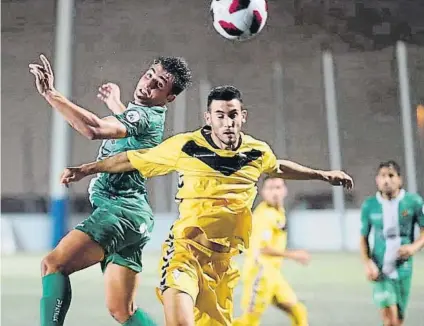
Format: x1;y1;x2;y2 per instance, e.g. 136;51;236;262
60;133;185;186
60;152;134;185
273;159;354;189
29;54;128;139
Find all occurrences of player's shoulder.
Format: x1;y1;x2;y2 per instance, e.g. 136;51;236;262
242;134;273;153
361;195;378;209
403;191;424;205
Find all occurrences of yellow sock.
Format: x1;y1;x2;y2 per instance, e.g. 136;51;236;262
288;302;308;326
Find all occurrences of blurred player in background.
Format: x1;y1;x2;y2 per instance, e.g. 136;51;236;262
234;176;310;326
360;160;424;326
29;54;192;326
59;85;353;326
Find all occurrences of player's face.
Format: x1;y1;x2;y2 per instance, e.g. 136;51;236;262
204;99;247;149
134;63;176;106
261;178;287;207
376;167;402;197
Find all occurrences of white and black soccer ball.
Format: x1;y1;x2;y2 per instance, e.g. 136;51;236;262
210;0;268;41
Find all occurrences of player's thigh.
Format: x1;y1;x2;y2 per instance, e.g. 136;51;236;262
157;238;200;326
75;205;129;255
42;229;104;275
162;288;195;326
240;265;273;316
374;279;401;325
396;277;412;321
273;273;299;309
104;263;139;315
212;259;240;325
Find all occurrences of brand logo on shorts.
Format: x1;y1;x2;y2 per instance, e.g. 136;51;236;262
172;269;181;280
139;223;150;238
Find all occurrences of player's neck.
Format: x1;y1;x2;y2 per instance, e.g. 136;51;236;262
265;202;282;210
380;189;401;200
210;132;241;151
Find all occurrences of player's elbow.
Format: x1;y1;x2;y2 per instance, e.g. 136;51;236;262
84;127;102;140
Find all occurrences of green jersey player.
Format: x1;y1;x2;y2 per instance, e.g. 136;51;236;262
360;160;424;326
29;54;192;326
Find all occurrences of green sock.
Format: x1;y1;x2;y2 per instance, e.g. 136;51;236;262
123;308;157;326
40;272;72;326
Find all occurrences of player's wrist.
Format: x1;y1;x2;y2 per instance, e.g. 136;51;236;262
316;170;328;181
79;163;96;176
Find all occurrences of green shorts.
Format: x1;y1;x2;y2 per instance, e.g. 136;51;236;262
75;196;154;273
373;277;412;320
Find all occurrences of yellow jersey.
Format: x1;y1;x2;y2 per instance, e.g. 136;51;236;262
127;126;279;252
245;201;287;269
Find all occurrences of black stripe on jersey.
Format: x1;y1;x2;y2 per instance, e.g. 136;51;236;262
181;140;262;176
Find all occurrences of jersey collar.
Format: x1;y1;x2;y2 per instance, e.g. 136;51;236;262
127;102;167;113
376;188;405;203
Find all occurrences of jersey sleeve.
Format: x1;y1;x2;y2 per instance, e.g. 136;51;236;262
114;107;150;137
360;200;371;236
127;134;186;178
261;144;279;174
414;194;424;228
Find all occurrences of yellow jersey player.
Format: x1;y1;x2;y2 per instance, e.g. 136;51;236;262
234;177;310;326
59;85;353;326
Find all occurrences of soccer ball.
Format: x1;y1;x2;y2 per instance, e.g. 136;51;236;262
210;0;268;41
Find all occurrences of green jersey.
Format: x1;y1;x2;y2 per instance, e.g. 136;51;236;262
361;190;424;279
88;102;167;208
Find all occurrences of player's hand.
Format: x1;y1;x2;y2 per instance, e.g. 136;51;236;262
60;167;87;187
321;170;354;189
29;54;55;96
291;250;311;266
97;83;126;113
364;259;379;281
398;244;417;260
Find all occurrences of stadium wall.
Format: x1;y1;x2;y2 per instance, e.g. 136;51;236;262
2;0;424;212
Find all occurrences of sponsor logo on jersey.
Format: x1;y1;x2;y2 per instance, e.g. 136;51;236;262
401;209;410;217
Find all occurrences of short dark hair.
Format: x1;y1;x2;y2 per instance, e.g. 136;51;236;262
377;160;401;176
207;85;243;110
153;56;192;95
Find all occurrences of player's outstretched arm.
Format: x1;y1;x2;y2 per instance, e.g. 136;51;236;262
29;54;127;140
60;152;135;185
97;83;126;114
261;247;310;265
273;159;354;189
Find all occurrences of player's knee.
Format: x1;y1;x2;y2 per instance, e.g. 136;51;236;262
106;301;133;324
166;309;193;326
41;253;66;276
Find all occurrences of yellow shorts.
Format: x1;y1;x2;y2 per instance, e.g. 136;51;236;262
240;262;298;316
156;236;240;326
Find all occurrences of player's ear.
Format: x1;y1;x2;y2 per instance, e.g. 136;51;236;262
241;109;248;123
204;110;212;125
166;94;176;103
